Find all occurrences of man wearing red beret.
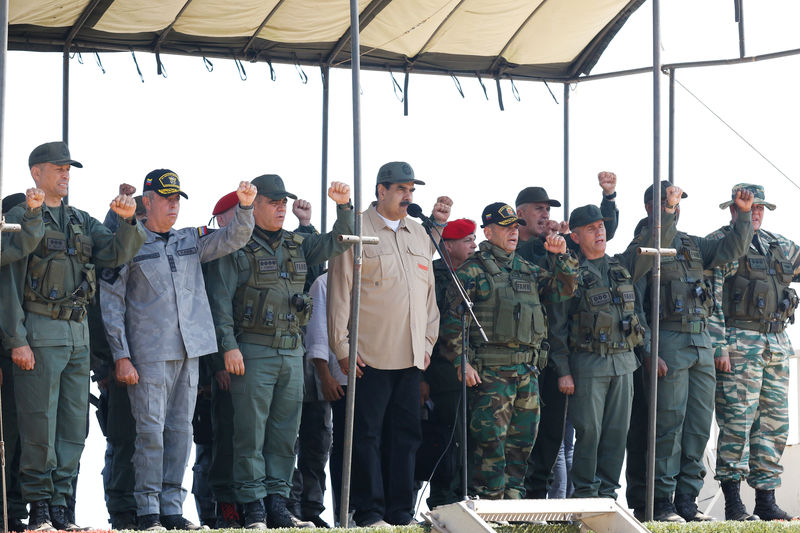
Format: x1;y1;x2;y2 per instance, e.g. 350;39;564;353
421;219;477;507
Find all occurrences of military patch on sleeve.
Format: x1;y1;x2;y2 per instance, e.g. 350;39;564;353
589;291;612;306
99;267;121;284
258;258;278;272
197;226;210;238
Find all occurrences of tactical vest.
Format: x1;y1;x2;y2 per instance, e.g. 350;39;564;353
569;257;644;355
232;231;312;350
469;250;547;366
658;234;713;333
24;206;95;322
723;236;798;334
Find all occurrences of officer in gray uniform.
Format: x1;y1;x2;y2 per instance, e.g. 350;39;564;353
205;175;353;530
101;169;255;531
1;141;146;531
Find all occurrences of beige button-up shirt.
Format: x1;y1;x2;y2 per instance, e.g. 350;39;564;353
328;204;439;370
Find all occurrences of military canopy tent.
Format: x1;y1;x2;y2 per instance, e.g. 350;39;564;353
8;0;644;81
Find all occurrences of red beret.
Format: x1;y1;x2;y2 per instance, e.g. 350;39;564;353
212;191;238;216
442;218;476;240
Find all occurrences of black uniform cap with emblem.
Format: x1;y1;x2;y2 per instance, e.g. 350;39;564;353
481;202;527;228
143;169;189;199
568;204;612;230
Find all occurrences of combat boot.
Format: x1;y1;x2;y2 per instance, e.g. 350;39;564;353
215;502;241;529
242;500;267;530
27;502;54;532
160;514;203;530
754;488;796;521
265;494;313;528
7;517;27;532
137;513;166;531
674;493;714;522
110;511;138;530
50;505;90;531
652;499;685;523
720;480;758;521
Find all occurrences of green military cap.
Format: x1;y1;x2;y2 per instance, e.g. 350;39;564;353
376;161;425;185
28;141;83;168
643;179;688;205
568;204;611;230
251;174;298;200
719;183;776;210
481;202;527;228
515;186;561;207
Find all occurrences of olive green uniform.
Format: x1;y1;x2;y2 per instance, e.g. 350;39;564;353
205;204;352;503
439;241;578;499
635;210;752;501
0;203;145;506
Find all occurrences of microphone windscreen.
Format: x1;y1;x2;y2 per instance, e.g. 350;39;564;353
406;203;423;218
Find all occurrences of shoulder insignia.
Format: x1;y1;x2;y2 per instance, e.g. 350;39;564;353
197;226;212;238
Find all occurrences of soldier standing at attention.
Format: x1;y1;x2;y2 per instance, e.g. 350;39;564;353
0;141;146;531
633;181;754;522
205;175;353;529
707;184;799;521
439;202;578;500
548;194;678;500
101;170;256;531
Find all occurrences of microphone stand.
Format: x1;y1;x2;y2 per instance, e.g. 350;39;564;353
418;220;487;501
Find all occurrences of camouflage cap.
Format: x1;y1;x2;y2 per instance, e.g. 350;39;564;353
251;174;298;200
376;161;425;185
481;202;527;228
569;204;611;230
643;180;687;205
515;186;561;207
719;183;776;210
143;169;189;199
28;141;83;168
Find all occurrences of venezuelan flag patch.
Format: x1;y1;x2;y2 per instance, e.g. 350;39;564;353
197;226;210;238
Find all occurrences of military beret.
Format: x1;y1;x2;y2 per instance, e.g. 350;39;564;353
213;191;239;216
442;218;476;240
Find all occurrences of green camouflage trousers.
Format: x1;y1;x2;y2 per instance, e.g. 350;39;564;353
468;363;539;499
715;345;789;489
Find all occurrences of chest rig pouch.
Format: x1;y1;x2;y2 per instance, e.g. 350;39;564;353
471;251;547;354
570;258;644;355
233;232;311;349
659;234;713;332
24;207;95;322
724;236;798;333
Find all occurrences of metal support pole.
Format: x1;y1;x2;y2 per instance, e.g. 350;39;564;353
737;0;746;58
320;66;330;233
563;83;569;216
668;69;674;184
0;2;9;528
340;0;363;527
645;0;662;522
62;52;69;145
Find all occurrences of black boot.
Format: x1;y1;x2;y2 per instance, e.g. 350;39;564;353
50;504;91;531
264;494;313;529
242;500;267;530
720;480;758;521
216;502;242;529
160;515;202;530
652;499;685;523
27;501;54;532
674;493;714;522
754;488;795;521
138;513;166;531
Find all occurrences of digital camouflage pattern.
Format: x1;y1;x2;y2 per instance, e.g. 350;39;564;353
468;364;539;499
438;240;577;499
707;226;800;489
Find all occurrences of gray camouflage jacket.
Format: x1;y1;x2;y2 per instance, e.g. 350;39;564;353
101;204;254;363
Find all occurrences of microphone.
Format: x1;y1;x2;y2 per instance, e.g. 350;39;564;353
406;203;435;228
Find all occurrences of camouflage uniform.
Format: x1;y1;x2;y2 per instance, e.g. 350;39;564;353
707;226;800;489
439;240;578;499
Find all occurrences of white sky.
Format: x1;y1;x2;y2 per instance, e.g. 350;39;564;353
2;0;800;526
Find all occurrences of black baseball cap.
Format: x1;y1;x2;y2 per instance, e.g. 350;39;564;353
481;202;527;228
251;174;298;200
569;204;612;230
515;186;561;207
28;141;82;168
143;169;189;199
2;193;25;214
643;180;687;205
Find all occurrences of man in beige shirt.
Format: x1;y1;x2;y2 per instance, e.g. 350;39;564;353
328;161;452;527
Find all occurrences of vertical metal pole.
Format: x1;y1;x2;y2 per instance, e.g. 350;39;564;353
320;66;330;233
562;83;569;216
340;0;363;528
646;0;662;522
0;1;9;529
62;50;69;204
737;0;746;58
668;69;675;184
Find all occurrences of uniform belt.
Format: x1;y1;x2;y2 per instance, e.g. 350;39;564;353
238;331;299;350
660;319;707;334
727;319;785;334
473;345;535;365
23;300;86;322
